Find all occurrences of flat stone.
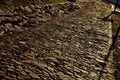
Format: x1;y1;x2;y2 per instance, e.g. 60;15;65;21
0;9;5;15
76;0;95;2
25;6;32;12
14;25;23;32
96;59;105;63
0;31;4;36
47;67;54;72
20;5;24;10
76;77;84;80
80;70;88;74
107;66;115;74
90;72;97;77
29;72;40;79
53;49;62;55
5;23;14;31
18;41;26;45
56;72;72;79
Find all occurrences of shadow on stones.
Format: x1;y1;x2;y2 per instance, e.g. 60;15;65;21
98;12;120;80
101;11;120;22
67;0;76;2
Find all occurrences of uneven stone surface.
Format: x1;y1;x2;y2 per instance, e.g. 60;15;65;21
111;12;120;80
0;0;115;80
113;30;120;80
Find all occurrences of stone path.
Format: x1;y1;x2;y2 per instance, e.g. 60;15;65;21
0;0;115;80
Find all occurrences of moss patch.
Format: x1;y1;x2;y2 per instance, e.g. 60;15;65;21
0;0;68;9
110;11;120;37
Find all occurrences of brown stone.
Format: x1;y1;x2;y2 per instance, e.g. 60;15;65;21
5;23;14;31
14;25;23;32
25;6;32;12
0;9;5;15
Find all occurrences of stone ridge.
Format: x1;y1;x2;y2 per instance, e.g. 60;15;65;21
0;1;114;80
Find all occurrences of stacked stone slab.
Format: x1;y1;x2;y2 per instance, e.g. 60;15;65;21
0;0;115;80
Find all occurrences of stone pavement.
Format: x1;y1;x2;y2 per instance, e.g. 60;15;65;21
0;0;115;80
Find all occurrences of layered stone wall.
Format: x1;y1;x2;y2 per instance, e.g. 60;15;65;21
0;0;115;80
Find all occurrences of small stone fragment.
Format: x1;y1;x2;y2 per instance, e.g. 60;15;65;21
29;72;40;79
14;25;23;31
96;59;105;63
90;72;97;77
80;70;88;74
18;41;26;45
107;67;114;73
0;31;4;36
25;6;32;12
47;67;54;72
5;23;14;31
76;77;84;80
54;49;62;55
0;9;4;15
20;5;24;10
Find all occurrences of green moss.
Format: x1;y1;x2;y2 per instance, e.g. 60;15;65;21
0;0;68;9
110;11;120;19
2;0;14;9
110;11;120;38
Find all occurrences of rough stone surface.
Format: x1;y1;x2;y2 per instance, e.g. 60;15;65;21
0;0;115;80
111;11;120;80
